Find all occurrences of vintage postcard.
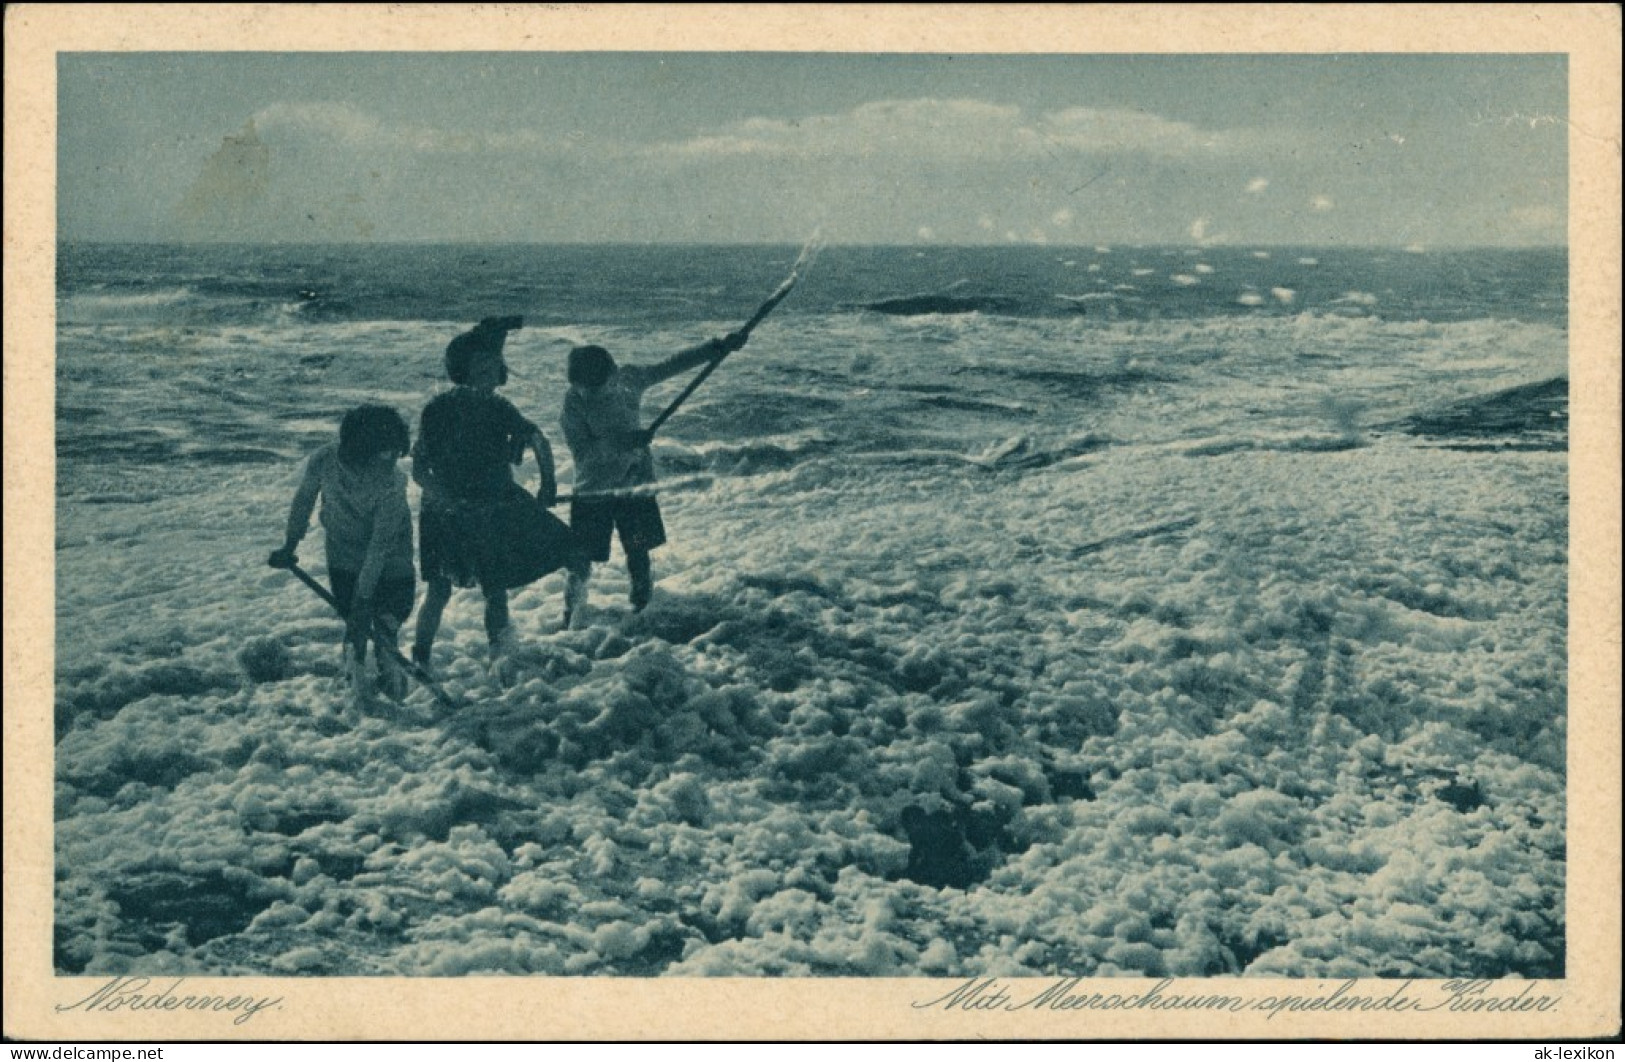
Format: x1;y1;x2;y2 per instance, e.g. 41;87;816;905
5;3;1619;1043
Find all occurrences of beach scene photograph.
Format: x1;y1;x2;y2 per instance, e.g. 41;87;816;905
9;5;1620;1044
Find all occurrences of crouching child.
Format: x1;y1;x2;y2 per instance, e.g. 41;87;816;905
269;404;416;711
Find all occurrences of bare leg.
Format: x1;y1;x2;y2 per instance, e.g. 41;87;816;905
413;577;452;668
344;596;376;711
564;564;592;629
627;548;653;611
373;616;407;701
484;586;519;686
344;641;373;712
483;586;510;643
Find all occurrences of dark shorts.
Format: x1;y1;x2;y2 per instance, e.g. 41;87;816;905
570;495;666;563
329;569;416;626
421;486;583;591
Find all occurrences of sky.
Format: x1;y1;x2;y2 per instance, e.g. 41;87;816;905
57;53;1568;246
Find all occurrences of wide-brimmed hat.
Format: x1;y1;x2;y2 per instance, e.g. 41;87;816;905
445;318;516;383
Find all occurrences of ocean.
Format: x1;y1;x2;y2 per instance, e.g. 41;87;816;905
52;242;1569;978
55;242;1566;498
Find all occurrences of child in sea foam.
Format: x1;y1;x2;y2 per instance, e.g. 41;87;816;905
560;329;745;625
412;317;584;683
269;404;416;711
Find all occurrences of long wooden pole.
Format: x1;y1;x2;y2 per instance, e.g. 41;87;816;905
645;269;801;437
285;562;459;712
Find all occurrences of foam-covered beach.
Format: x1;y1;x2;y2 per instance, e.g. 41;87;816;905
53;243;1568;977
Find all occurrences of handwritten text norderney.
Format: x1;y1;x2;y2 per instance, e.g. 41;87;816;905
57;978;283;1026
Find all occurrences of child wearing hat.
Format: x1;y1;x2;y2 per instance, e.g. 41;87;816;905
412;317;582;682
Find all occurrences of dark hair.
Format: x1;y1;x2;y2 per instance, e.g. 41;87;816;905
338;404;410;468
568;344;616;387
445;328;508;385
445;316;523;385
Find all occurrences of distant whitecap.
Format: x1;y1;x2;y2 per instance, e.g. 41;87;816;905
1238;292;1266;306
1272;287;1296;304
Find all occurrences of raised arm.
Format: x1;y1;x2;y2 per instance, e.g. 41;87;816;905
638;330;747;387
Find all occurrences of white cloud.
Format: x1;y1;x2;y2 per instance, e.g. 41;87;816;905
1051;207;1075;228
252;101;551;155
1188;217;1231;248
665;132;786;158
651;98;1267;162
1247;177;1270;194
917;226;936;241
1035;107;1253;156
253;102;381;142
979;216;996;231
1310;194;1335;212
659;99;1022;160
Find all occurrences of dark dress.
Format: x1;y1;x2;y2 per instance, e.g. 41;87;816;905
413;387;579;591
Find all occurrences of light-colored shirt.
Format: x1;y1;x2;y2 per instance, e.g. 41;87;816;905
561;341;720;494
286;443;414;595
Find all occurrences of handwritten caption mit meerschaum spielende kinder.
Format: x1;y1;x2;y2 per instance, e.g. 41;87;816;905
912;976;1562;1020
